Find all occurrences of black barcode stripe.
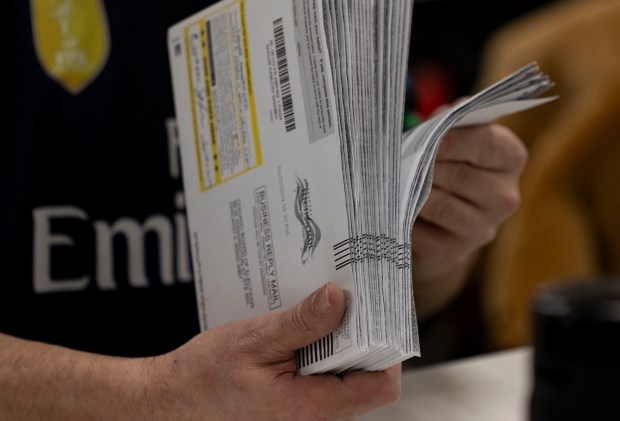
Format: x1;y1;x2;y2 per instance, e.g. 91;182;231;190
273;18;296;132
297;332;335;368
206;21;216;86
333;239;350;249
334;238;351;270
335;260;351;270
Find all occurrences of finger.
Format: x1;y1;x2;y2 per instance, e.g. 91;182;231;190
292;363;402;419
411;219;481;266
431;161;521;216
437;124;527;173
417;187;498;242
256;282;346;358
337;363;402;417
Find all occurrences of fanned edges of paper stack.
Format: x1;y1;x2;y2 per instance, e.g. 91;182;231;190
312;0;419;373
399;61;556;239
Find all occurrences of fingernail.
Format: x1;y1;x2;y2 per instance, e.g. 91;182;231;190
313;283;332;316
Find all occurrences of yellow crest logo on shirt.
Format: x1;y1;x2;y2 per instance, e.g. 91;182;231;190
31;0;110;94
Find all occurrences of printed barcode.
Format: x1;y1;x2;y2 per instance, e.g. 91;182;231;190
273;17;296;132
332;237;411;270
297;332;334;368
334;238;351;270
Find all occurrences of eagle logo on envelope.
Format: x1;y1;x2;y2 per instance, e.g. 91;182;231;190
294;176;321;264
30;0;110;94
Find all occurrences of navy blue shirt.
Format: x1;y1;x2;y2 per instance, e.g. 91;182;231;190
1;1;217;357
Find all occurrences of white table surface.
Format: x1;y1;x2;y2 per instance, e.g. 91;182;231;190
360;347;533;421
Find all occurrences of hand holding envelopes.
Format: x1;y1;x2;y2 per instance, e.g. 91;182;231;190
168;0;555;375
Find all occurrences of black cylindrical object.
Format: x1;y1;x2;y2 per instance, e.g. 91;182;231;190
530;277;620;421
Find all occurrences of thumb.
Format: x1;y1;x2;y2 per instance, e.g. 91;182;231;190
262;282;346;356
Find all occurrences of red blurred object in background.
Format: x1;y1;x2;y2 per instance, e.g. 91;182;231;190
411;59;455;119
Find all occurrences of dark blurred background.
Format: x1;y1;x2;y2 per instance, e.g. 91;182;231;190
405;0;553;129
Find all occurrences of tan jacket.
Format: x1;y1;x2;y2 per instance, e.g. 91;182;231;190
474;0;620;349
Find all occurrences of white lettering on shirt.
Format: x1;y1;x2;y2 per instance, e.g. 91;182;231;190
32;203;192;293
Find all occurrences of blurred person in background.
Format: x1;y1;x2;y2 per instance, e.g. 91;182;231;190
475;0;620;351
